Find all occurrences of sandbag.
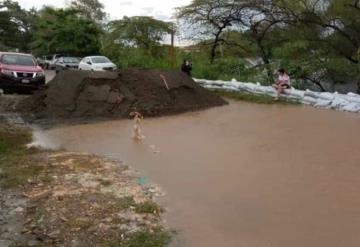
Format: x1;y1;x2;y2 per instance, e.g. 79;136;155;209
314;99;332;108
304;90;320;98
302;96;317;105
318;92;335;100
340;103;360;112
331;97;349;109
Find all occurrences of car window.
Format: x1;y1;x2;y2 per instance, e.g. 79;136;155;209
91;57;110;64
63;57;79;63
1;54;36;66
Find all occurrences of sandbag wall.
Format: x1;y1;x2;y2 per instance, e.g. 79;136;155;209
194;78;360;113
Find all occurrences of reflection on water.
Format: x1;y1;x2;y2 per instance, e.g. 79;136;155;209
32;101;360;247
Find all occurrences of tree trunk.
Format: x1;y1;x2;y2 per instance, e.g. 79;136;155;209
255;37;274;84
303;76;326;92
210;29;224;64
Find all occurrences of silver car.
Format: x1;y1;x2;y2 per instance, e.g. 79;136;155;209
52;57;80;70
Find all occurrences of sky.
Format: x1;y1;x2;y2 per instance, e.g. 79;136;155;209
17;0;191;21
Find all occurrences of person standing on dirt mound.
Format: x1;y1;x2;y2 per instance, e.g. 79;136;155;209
181;59;192;76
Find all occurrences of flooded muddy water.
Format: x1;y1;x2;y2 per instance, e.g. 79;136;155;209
32;101;360;247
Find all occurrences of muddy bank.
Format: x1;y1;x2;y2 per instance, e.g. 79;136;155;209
21;69;227;123
0;124;170;247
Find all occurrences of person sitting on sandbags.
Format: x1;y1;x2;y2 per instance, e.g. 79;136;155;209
272;68;291;100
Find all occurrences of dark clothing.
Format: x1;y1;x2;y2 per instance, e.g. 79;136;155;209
181;63;192;76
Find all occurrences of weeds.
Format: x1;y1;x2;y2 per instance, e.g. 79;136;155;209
0;125;46;188
135;201;164;215
108;230;172;247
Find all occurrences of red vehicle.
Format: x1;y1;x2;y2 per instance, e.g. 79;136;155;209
0;52;45;93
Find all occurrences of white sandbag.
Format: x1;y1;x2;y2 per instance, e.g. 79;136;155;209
207;81;224;87
340;103;360;112
304;91;321;98
262;86;277;94
347;92;360;98
344;96;360;104
314;99;332;108
241;83;258;93
203;85;224;90
252;85;269;94
228;81;240;88
318;92;335;100
222;85;238;91
284;89;305;98
331;97;349;109
302;96;317;105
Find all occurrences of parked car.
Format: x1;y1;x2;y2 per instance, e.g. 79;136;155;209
0;52;46;93
51;56;80;70
78;56;117;71
36;57;46;68
43;54;62;69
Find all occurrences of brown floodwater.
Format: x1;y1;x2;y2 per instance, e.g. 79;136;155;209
32;100;360;247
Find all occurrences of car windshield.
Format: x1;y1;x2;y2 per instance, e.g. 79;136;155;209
91;57;111;64
2;54;36;66
63;57;79;63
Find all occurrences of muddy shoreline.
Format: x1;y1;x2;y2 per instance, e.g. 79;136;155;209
0;96;171;247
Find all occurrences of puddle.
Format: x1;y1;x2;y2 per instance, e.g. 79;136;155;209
32;101;360;247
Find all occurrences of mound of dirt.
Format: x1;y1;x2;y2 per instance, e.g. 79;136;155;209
21;69;227;122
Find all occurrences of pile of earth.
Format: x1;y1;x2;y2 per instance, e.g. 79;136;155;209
21;69;227;122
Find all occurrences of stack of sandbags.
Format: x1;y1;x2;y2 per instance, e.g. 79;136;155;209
194;78;360;113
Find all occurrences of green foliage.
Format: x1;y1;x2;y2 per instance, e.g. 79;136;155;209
177;0;360;91
0;0;35;51
31;7;102;56
108;231;172;247
69;0;106;23
106;16;172;50
102;16;173;69
0;127;45;189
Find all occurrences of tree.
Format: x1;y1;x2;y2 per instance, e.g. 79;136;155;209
102;16;173;68
276;0;360;64
177;0;249;64
177;0;286;82
31;7;102;55
69;0;106;23
178;0;360;91
0;0;35;51
106;16;172;50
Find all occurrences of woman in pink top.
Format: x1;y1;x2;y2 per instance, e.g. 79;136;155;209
272;68;290;100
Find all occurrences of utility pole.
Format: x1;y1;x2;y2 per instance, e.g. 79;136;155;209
169;23;176;68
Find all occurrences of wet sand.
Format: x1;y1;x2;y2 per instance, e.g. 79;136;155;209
32;101;360;247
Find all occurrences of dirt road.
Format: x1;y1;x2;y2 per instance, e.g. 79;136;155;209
32;100;360;247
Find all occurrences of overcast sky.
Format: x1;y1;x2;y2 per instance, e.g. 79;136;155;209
17;0;191;21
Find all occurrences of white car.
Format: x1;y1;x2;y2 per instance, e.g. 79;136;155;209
78;56;117;71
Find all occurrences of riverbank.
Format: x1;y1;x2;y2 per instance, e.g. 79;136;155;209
0;122;171;247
